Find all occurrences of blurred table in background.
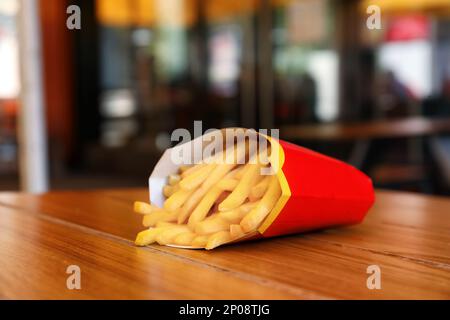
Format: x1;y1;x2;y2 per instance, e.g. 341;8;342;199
281;116;450;141
281;117;450;192
0;188;449;299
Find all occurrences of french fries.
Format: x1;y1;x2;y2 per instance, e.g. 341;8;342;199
217;178;239;191
163;185;179;198
156;225;190;245
142;210;178;227
164;188;194;211
134;139;282;250
173;232;197;246
218;163;261;212
135;228;164;246
191;235;209;247
194;216;230;235
134;201;158;214
230;224;245;239
168;174;181;185
240;175;281;233
206;231;232;250
218;208;247;224
179;163;216;190
249;176;270;199
188;186;223;227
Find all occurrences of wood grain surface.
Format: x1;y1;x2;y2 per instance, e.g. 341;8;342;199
0;188;449;299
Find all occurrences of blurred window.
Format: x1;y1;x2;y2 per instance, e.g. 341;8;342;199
378;39;432;99
0;0;20;99
0;0;19;180
378;16;432;99
273;0;338;124
208;24;242;97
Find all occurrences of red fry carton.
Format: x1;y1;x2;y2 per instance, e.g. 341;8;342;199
258;138;375;238
148;128;375;248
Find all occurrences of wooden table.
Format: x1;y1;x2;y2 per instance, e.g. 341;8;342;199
0;188;449;299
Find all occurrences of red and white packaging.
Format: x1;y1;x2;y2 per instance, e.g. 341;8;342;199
148;129;375;248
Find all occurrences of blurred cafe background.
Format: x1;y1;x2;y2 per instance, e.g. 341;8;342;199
0;0;450;195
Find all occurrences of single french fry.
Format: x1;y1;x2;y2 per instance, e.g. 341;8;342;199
248;176;265;202
191;235;209;247
179;163;216;190
226;166;240;177
168;174;181;186
155;221;178;228
134;201;160;215
230;224;245;239
200;141;245;190
135;228;163;246
250;176;270;199
215;191;230;205
218;208;247;224
163;185;179;198
240;201;258;213
177;185;210;224
178;175;231;224
211;191;229;214
163;186;171;198
218;163;261;211
206;231;231;250
201;163;235;190
156;225;191;245
178;165;193;174
240;175;281;233
188;187;223;227
233;166;246;179
164;188;194;211
181;163;206;178
194;216;230;235
173;232;197;246
143;210;178;227
217;178;239;191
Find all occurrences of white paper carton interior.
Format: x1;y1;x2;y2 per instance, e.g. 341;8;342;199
148;129;264;205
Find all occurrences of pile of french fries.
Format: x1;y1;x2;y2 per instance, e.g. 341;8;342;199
134;141;281;250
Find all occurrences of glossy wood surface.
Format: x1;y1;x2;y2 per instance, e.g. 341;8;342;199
0;188;449;299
